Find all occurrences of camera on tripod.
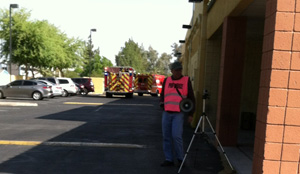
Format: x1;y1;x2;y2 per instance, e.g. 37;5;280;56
180;90;209;113
178;89;235;173
202;89;209;99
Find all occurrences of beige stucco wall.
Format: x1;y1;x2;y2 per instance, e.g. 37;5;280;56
203;31;222;127
182;0;265;127
90;77;104;94
207;0;254;38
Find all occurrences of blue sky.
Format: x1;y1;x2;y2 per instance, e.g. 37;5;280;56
1;0;193;65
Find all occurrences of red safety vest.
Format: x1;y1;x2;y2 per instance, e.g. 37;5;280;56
164;76;189;112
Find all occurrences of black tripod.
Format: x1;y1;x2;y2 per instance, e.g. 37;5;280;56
178;92;235;173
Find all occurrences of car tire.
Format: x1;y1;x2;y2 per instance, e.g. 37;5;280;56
106;92;112;98
62;90;69;97
151;90;158;97
0;91;6;99
126;93;133;98
32;91;43;100
81;88;88;96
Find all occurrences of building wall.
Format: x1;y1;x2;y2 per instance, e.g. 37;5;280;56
90;77;104;94
203;30;222;127
181;0;300;173
207;0;255;38
252;0;300;173
216;16;247;146
181;3;205;126
240;19;264;131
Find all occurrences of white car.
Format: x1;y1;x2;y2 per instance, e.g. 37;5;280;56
57;77;78;97
33;79;63;97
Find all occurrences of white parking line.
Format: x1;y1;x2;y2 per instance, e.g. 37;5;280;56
106;103;153;106
64;102;104;105
95;106;103;112
0;102;38;107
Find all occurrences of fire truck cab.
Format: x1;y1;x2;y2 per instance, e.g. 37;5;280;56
104;66;135;98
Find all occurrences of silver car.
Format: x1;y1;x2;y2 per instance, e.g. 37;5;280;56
0;80;53;100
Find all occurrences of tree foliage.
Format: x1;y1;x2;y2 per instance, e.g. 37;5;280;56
171;42;182;61
81;48;113;77
0;8;112;79
156;53;172;75
115;39;172;75
146;46;158;73
115;39;147;73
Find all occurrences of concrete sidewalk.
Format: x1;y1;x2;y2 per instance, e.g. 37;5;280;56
179;123;225;174
181;124;253;174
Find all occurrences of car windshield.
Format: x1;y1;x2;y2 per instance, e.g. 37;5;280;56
72;79;81;83
72;78;89;84
41;80;54;85
81;79;88;83
47;78;56;84
59;79;69;84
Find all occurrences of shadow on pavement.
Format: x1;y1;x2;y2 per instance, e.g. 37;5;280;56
0;95;224;174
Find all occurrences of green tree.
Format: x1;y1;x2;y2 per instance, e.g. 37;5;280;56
81;48;112;77
146;46;158;73
0;8;85;78
156;52;172;76
115;39;147;73
171;43;182;61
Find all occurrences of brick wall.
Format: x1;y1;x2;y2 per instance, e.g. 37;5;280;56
253;0;300;173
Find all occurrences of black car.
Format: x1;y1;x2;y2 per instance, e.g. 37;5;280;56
71;78;94;95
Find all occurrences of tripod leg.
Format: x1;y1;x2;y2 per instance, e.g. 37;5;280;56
177;116;203;174
205;116;235;171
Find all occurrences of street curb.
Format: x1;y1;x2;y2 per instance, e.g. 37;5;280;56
0;102;38;107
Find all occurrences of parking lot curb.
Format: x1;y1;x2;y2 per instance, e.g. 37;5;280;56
0;102;38;107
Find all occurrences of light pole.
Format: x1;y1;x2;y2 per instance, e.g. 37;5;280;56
89;28;96;77
9;4;19;82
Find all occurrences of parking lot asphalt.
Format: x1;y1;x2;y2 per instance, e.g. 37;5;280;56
0;94;227;174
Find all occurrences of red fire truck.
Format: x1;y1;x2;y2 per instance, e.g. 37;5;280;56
149;74;165;96
104;66;135;98
134;74;165;96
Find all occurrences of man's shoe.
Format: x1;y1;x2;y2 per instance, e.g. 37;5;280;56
160;160;174;167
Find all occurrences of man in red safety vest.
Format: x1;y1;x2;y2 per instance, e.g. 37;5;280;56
159;61;195;167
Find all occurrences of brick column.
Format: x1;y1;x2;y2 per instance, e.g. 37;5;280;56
252;0;300;173
216;17;247;146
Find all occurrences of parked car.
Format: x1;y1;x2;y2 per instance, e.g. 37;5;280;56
57;77;78;96
32;77;72;97
32;79;63;97
33;77;60;85
0;80;53;100
75;83;85;95
71;78;94;95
